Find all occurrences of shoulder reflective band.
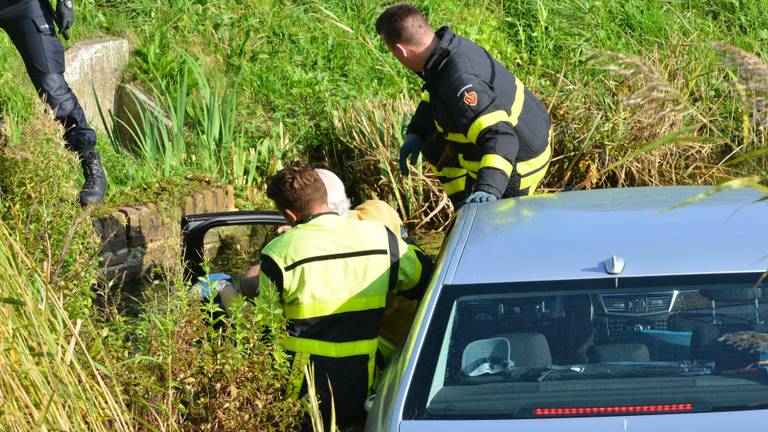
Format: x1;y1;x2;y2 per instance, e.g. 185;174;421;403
421;92;430;103
284;336;378;358
509;76;525;126
465;77;526;144
283;294;388;319
535;404;694;416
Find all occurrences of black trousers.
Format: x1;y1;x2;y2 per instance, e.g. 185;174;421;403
0;0;95;153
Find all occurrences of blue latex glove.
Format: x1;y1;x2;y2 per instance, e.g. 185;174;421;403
463;191;498;206
193;272;234;300
399;134;425;175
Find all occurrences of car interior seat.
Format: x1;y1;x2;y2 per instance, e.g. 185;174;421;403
699;286;764;325
491;332;552;368
460;337;512;377
691;287;768;371
588;343;651;363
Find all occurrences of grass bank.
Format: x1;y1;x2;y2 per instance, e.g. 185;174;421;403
1;0;767;430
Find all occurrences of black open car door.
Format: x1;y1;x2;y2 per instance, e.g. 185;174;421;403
181;210;286;283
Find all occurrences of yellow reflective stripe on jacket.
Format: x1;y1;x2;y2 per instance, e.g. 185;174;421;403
480;154;514;176
457;154;513;177
516;132;552;176
434;121;472;144
430;165;467;178
509;76;525;126
283;294;387;320
439;77;527;145
458;155;480;173
430;164;468;195
284;336;378;358
467;110;511;144
442;176;467;195
519;160;548;195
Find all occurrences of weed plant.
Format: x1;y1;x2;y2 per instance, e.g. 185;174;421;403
2;1;768;430
0;218;133;431
0;109;131;430
76;0;767;220
99;277;303;431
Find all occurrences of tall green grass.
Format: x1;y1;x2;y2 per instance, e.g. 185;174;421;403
81;0;767;216
0;220;131;430
0;219;132;431
99;53;296;195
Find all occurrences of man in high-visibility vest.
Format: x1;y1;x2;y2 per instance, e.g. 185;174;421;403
258;162;433;429
376;3;552;208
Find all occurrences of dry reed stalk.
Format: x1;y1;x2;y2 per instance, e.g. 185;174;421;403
0;220;133;432
590;48;727;186
711;42;768;129
332;97;453;231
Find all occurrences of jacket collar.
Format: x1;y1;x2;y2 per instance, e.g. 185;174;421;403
420;26;454;87
296;211;338;225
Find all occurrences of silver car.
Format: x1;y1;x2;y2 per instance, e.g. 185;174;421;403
365;186;768;431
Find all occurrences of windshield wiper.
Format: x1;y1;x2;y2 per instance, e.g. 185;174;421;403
510;361;715;382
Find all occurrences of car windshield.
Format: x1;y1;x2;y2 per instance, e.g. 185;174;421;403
404;273;768;419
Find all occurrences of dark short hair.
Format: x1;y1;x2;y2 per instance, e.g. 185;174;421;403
375;3;431;46
267;161;327;215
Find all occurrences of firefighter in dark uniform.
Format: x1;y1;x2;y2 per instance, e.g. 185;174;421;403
0;0;106;205
376;3;552;208
258;162;432;430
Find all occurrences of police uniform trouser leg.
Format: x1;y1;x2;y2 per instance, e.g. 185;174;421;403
0;0;96;153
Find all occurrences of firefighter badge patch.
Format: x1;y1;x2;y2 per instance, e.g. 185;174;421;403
463;91;478;107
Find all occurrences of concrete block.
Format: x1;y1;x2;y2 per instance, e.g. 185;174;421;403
64;38;130;133
113;83;173;154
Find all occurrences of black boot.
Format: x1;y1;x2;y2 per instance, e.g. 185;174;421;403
78;150;107;205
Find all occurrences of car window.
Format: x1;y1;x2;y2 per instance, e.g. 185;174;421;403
201;224;280;284
406;273;768;419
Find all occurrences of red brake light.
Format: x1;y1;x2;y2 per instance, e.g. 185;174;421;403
535;404;694;416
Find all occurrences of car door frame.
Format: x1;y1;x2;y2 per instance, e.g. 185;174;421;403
181;210;286;282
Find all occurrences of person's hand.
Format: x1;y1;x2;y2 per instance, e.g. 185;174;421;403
399;134;424;175
463;191;498;206
56;0;75;39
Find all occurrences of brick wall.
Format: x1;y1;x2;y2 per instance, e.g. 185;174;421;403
93;185;236;282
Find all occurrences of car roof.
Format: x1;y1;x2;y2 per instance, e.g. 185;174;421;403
446;186;767;285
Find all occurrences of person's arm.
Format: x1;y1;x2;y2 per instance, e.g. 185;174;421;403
386;229;434;301
444;76;520;199
256;254;283;300
405;93;437;138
